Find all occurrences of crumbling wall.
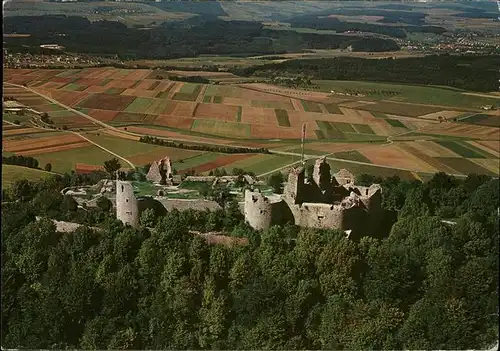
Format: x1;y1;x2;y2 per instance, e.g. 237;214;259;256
283;166;306;205
352;184;382;213
312;157;334;196
116;180;139;228
334;169;356;186
244;160;384;236
244;190;288;230
292;203;345;229
146;157;173;184
146;161;161;183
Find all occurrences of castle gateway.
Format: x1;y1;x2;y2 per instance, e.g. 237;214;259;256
244;157;382;236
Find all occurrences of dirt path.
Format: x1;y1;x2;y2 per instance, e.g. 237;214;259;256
73;132;136;169
462;92;500;100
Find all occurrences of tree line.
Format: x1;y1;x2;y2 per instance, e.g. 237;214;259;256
162;75;211;84
3;155;54;172
1;169;498;349
139;136;270;155
231;55;500;92
287;14;446;39
4;16;400;59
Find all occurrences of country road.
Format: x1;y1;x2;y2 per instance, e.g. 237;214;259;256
5;82;466;179
74;132;136;169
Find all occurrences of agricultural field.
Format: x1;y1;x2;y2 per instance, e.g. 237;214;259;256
2;164;54;188
3;67;499;179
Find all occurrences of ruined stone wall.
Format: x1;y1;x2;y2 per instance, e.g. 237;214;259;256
146;161;161;183
283;167;306;205
351;184;382;214
116;180;139;228
244;190;288;230
290;203;370;232
291;202;345;229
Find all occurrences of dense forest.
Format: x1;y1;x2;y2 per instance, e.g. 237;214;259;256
287;14;446;38
2;169;498;349
3;16;399;58
288;7;428;25
232;55;500;92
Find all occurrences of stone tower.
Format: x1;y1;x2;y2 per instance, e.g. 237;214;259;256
283;166;306;204
116;180;139;228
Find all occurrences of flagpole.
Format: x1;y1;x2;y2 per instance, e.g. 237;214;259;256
301;123;306;166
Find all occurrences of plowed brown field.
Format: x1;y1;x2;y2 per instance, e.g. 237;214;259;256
20;141;90;156
78;94;136;111
3;133;85;153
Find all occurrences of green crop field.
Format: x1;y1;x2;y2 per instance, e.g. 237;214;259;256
301;100;322;113
386;119;407;128
84;134;171;159
56;70;80;78
460;114;500;128
436;141;486;159
435;157;495;176
462;142;498;159
34;145;114;173
2;112;32;124
2;165;54;187
48;110;79;118
333;150;372;163
172;152;222;172
333;122;356;133
62;83;86;92
314;80;499;109
192;119;251;138
324;103;342;114
251;100;290;109
236;106;242;122
125;97;155;113
358;101;441;117
352;123;376;134
371;111;388;118
179;83;200;95
316;121;345;140
287;148;330;156
275;109;291;127
156;91;170;98
174;84;202;101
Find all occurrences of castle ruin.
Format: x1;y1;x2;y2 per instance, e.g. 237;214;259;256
146;156;174;185
116;180;140;228
244;157;383;236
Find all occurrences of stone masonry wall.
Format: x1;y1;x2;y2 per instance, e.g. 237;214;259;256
116;180;139;228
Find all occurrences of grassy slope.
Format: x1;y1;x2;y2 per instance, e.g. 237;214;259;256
2;164;54;187
34;145;114;173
